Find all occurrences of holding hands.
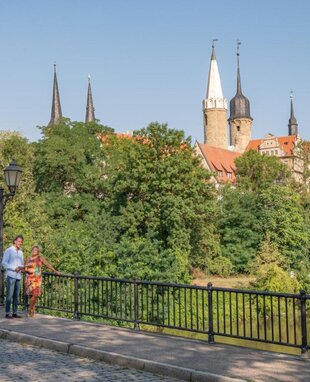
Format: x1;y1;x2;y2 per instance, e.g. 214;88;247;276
15;266;25;273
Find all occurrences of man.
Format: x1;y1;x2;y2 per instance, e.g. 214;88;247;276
1;235;24;318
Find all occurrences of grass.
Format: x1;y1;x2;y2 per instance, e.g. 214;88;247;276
192;273;256;289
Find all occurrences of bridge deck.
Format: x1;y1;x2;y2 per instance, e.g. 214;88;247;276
0;307;309;382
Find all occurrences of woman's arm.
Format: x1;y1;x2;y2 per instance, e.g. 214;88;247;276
41;256;60;274
24;258;33;274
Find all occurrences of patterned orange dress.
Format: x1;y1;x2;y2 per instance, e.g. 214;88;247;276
25;256;43;296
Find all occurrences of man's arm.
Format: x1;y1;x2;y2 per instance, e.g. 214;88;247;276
1;250;17;272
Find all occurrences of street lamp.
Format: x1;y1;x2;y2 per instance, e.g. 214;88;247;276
0;160;23;304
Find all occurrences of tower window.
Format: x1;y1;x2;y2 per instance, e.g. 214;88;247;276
237;126;240;132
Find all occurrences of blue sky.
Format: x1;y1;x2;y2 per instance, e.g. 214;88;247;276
0;0;309;143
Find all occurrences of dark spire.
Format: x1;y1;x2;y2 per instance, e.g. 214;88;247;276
236;42;242;94
229;41;252;120
85;75;95;123
48;64;63;126
288;91;298;135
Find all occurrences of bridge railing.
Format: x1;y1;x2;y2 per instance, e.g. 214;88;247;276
1;269;309;355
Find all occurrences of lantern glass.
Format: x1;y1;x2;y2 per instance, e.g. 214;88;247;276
4;160;23;194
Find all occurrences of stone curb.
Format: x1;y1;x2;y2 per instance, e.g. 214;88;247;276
0;329;247;382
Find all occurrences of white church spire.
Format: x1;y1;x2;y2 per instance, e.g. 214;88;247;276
202;40;228;148
204;40;227;110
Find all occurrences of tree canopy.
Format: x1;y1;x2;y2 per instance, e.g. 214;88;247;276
1;123;309;291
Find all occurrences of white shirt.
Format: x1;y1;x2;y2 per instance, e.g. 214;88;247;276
2;245;24;280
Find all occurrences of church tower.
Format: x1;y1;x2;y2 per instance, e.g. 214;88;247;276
48;64;63;126
229;42;252;153
288;92;298;136
85;75;96;123
203;42;227;149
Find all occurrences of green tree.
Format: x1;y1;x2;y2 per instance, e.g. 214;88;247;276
219;150;310;273
31;120;115;273
33;119;113;195
101;123;220;282
218;187;262;272
257;185;310;268
235;149;290;191
250;238;301;293
0;131;51;255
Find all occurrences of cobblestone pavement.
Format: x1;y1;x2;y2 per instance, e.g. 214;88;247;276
0;339;181;382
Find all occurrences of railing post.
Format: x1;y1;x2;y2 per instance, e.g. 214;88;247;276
134;277;139;330
74;272;79;320
207;282;215;344
300;290;309;358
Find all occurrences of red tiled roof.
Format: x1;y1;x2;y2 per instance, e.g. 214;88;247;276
197;143;242;182
246;135;297;157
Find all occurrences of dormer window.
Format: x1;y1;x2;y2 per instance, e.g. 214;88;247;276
227;172;232;179
217;170;223;177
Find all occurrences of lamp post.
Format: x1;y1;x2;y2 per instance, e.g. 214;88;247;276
0;160;23;304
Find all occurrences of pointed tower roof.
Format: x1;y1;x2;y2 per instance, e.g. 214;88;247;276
48;64;63;126
288;91;298;135
229;41;252;120
206;43;224;99
204;40;227;110
85;75;95;123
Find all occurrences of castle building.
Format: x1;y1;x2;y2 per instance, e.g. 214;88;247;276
194;142;241;183
196;43;244;183
197;43;305;184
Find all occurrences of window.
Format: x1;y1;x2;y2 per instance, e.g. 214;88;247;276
217;170;223;177
227;172;232;179
237;126;240;132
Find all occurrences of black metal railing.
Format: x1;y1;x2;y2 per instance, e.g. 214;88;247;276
1;269;309;355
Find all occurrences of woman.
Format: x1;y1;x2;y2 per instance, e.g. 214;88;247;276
24;246;60;317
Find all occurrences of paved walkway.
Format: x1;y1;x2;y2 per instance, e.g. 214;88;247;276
0;339;180;382
0;307;309;382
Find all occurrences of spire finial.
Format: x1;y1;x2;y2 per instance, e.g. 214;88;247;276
236;40;242;94
211;38;218;49
236;39;241;68
290;89;293;100
210;38;218;60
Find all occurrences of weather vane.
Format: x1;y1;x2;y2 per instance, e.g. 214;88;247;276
290;89;294;99
211;38;218;48
237;39;241;56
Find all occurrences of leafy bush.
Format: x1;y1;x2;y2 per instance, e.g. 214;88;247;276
207;256;233;277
